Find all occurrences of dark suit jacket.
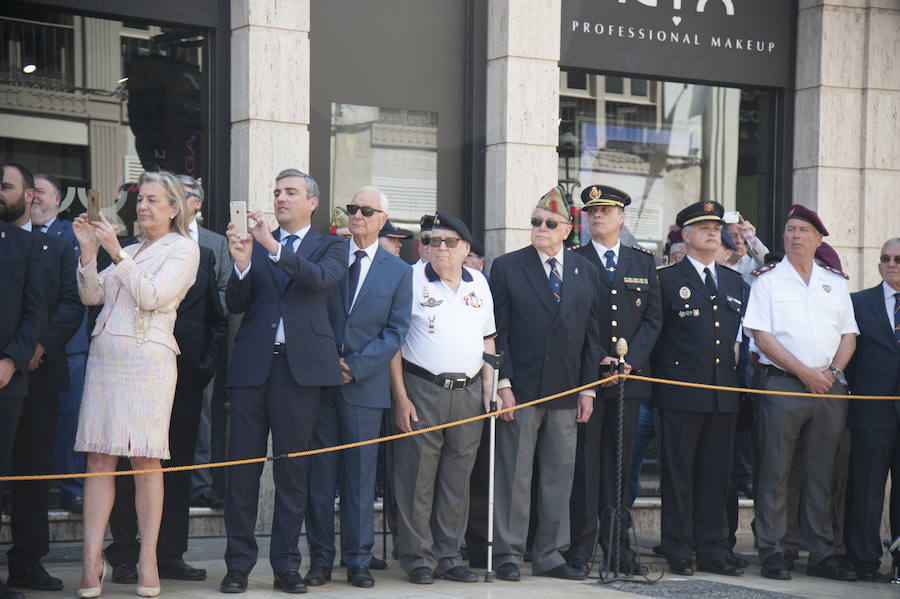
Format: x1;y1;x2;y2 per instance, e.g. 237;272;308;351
576;243;662;399
198;226;231;310
329;245;411;409
29;231;83;395
0;221;47;398
226;227;347;388
45;217;90;355
652;258;743;413
174;246;227;393
847;284;900;430
490;245;604;409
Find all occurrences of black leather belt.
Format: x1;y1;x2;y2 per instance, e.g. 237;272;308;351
764;365;798;380
273;343;286;356
402;359;481;390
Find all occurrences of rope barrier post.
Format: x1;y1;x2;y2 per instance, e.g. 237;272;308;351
482;351;504;583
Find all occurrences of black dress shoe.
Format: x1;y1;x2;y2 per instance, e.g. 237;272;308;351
697;559;743;576
807;555;858;581
111;564;139;584
346;565;374;588
158;559;207;581
0;581;25;599
536;563;587;580
725;548;750;569
851;560;880;582
568;557;590;576
783;547;798;571
8;561;64;590
219;570;248;593
368;557;387;570
303;563;331;586
760;553;791;580
495;562;520;581
408;566;434;584
60;494;84;514
273;570;307;593
667;558;694;575
438;565;478;583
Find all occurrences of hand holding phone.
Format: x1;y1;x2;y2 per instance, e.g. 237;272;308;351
230;201;248;239
86;189;101;223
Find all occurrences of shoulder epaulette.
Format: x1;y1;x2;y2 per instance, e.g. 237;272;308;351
656;262;676;270
821;264;850;280
566;245;579;251
719;264;741;276
751;261;778;277
631;244;654;256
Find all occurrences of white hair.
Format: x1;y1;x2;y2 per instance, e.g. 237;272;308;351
354;186;389;214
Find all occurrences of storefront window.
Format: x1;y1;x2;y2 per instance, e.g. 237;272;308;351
559;70;775;253
0;7;208;237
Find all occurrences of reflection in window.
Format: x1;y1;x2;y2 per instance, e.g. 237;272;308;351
330;102;438;244
559;71;773;253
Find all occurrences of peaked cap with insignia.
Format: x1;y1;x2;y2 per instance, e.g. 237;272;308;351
676;200;725;227
580;184;631;209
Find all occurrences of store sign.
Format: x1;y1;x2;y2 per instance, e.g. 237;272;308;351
561;0;793;88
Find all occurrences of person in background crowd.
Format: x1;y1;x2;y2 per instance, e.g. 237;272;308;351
845;238;900;581
305;187;411;589
73;170;199;598
377;219;412;258
566;185;661;577
414;215;433;266
725;215;770;284
490;189;603;582
32;173;89;515
3;163;82;593
330;206;351;240
105;241;226;585
0;163;47;599
744;204;858;582
654;201;744;578
220;169;346;595
464;239;486;272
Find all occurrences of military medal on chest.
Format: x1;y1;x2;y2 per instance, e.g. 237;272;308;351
679;286;691;299
428;313;436;334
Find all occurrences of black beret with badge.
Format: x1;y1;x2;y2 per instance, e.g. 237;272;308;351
379;219;413;239
676;200;725;227
580;184;632;209
432;210;474;245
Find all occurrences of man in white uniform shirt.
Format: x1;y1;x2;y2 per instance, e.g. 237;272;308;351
391;211;495;585
743;204;858;582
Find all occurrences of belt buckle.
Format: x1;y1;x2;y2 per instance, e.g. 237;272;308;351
454;377;467;390
442;379;453;390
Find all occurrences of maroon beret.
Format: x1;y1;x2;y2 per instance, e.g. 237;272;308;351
786;204;828;236
667;227;683;244
815;242;842;272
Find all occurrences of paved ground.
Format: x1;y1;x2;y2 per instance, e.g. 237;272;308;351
4;535;900;599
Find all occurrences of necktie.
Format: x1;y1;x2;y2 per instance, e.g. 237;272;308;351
894;292;900;344
604;249;616;282
279;235;299;287
40;224;48;233
348;249;367;307
703;266;717;298
548;257;562;303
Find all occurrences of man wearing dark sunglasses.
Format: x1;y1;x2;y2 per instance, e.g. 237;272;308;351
565;185;661;578
489;188;603;582
845;237;900;581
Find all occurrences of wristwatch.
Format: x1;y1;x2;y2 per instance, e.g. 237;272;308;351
111;249;128;265
828;366;847;386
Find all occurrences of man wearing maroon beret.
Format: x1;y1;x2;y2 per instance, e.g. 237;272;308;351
743;204;859;581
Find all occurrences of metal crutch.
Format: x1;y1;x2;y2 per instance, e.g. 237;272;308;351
482;351;504;582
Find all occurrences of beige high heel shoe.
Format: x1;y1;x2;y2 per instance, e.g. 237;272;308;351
77;562;106;598
136;585;161;597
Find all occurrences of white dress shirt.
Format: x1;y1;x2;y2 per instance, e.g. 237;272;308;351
348;238;379;310
39;216;56;233
188;219;199;243
686;254;718;288
536;246;565;280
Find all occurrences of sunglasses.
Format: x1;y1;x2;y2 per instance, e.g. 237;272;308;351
420;235;431;245
881;255;900;265
345;204;384;217
428;237;462;248
530;217;567;230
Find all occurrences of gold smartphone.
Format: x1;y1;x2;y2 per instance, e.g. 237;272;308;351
86;189;101;223
230;201;248;239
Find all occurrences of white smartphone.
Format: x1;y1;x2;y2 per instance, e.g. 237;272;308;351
230;201;248;239
723;210;741;225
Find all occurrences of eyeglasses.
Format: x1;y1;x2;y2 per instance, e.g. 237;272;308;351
881;255;900;265
420;235;431;245
530;217;567;230
428;237;461;248
345;204;384;217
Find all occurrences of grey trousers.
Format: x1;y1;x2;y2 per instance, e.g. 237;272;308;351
755;374;848;567
493;403;577;574
392;373;482;575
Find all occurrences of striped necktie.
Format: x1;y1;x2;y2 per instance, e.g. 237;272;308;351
547;257;562;303
894;292;899;344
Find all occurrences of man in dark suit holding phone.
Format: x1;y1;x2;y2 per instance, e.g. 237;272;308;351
489;188;604;582
220;169;346;594
845;238;900;580
0;163;48;599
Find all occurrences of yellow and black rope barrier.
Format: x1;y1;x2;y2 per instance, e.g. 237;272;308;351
2;373;897;482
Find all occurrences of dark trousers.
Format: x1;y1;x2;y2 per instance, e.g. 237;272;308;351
847;425;900;566
55;351;86;499
105;377;206;566
1;397;25;565
9;392;58;568
567;396;639;567
464;419;492;566
224;355;322;574
660;409;737;563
